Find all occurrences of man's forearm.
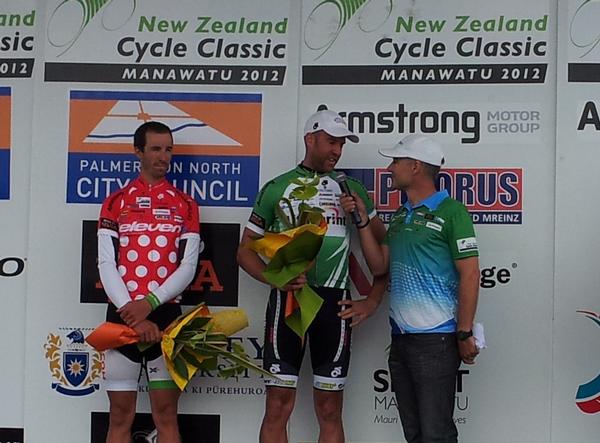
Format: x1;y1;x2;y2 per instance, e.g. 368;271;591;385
237;245;269;285
455;258;480;331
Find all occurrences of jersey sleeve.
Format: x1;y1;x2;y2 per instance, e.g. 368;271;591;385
447;203;479;260
97;192;131;308
98;191;120;233
151;234;201;305
348;178;377;219
181;195;200;235
245;180;276;236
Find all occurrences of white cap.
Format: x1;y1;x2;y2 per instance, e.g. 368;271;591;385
304;108;359;143
379;134;445;166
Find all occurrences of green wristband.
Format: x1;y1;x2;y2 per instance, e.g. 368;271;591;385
145;292;161;311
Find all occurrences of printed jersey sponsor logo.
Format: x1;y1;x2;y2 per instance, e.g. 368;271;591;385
457;237;478;253
119;222;182;234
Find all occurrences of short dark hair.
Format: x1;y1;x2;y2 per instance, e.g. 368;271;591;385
421;162;441;180
133;121;172;152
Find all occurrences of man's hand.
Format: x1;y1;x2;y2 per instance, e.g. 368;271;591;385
458;336;479;364
280;273;307;292
118;299;152;328
339;191;368;224
133;320;162;344
338;297;380;327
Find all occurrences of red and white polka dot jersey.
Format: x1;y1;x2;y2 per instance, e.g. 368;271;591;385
98;177;200;306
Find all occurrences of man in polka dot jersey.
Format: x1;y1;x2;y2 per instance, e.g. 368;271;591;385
97;121;201;443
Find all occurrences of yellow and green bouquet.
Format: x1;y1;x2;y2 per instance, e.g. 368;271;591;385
249;174;327;338
86;303;274;390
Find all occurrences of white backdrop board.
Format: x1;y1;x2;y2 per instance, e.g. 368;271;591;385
553;1;600;442
0;0;596;442
293;1;556;442
0;1;37;439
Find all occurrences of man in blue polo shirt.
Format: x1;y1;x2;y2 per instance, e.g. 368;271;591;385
341;134;480;443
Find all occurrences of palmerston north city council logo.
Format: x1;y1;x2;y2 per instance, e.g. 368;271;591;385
575;310;600;414
66;90;261;207
44;327;102;396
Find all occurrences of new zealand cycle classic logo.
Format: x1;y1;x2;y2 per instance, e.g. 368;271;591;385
575;310;600;414
304;0;393;59
569;0;600;58
47;0;137;56
44;327;102;396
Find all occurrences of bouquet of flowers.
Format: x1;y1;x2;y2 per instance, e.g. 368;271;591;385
86;303;274;390
249;174;327;338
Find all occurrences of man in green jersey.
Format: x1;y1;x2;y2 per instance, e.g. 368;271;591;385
344;134;480;443
237;107;387;443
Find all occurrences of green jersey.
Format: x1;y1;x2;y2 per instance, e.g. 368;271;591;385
247;164;376;289
383;190;479;333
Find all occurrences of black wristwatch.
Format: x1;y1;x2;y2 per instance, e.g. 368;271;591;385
456;330;473;341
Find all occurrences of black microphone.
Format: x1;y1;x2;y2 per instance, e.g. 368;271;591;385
334;172;362;225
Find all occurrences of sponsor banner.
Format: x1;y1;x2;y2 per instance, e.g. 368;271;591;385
301;0;551;85
0;428;24;443
0;256;26;277
80;220;240;306
566;0;600;82
336;102;543;145
43;327;102;397
575;98;600;141
479;262;517;291
0;86;10;199
90;412;220;443
344;167;523;225
66;90;261;207
43;0;290;85
370;367;473;427
0;7;36;78
555;1;600;439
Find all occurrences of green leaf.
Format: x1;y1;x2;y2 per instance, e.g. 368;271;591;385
274;202;294;229
262;230;324;288
290;186;318;200
171;342;184;359
284;285;324;338
185;317;212;331
173;355;188;380
180;349;204;368
197;357;218;371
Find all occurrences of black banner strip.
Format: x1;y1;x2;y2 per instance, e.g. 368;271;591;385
45;62;285;85
568;63;600;83
0;58;34;78
303;64;547;85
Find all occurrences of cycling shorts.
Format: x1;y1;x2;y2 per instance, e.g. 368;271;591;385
262;286;352;391
103;303;181;391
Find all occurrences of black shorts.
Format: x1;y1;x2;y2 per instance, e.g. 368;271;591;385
262;286;352;391
105;302;181;363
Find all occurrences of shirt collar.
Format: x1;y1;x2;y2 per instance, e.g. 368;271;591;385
404;190;449;212
135;176;168;190
296;163;330;177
